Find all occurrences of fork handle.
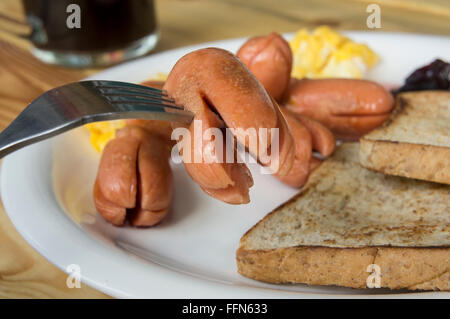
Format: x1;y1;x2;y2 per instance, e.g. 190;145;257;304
0;112;78;158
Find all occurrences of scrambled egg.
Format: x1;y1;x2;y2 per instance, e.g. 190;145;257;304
290;26;379;79
144;72;169;82
85;74;168;152
85;120;126;152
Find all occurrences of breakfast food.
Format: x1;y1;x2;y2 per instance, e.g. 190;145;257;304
289;26;379;79
164;48;295;204
274;109;335;187
294;113;335;157
94;125;172;226
85;120;126;152
86;31;449;292
237;32;292;102
393;59;450;94
360;91;450;185
93;47;339;226
236;32;394;139
237;143;450;290
284;78;395;140
92;76;174;226
125;118;174;144
88;28;385;154
237;33;336;185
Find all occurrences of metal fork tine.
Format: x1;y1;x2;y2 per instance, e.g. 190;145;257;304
106;96;184;110
99;89;178;105
87;105;193;124
92;80;169;96
98;85;169;97
108;100;184;110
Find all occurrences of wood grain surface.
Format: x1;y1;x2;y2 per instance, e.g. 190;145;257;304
0;0;449;299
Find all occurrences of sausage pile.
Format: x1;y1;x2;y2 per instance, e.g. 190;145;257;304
237;32;394;140
163;48;295;204
93;32;394;227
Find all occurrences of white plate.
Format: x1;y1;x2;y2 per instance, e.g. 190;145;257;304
2;32;450;299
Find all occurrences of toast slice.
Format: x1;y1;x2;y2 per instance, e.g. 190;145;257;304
237;143;450;290
359;91;450;185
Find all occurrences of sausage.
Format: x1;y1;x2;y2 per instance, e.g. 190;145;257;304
309;156;322;172
164;48;295;204
237;33;393;140
275;109;335;188
116;126;172;212
293;113;335;157
96;135;140;208
125;119;173;143
274;110;312;187
237;32;292;102
97;47;345;218
200;163;254;204
94;125;172;226
284;78;394;140
93;180;126;226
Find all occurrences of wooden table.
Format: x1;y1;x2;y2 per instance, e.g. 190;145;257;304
0;0;448;299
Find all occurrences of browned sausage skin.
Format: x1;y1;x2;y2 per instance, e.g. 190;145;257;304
274;108;335;188
125;119;174;145
274;110;312;187
94;126;172;227
294;113;335;157
96;135;140;209
237;32;292;102
284;78;394;140
93;180;126;226
164;48;295;203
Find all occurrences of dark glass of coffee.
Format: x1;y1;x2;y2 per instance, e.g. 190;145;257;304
23;0;158;67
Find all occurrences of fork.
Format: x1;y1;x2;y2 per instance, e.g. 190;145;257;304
0;80;193;158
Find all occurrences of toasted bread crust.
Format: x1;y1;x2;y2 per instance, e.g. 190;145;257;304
359;91;450;184
237;246;449;290
360;139;450;185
